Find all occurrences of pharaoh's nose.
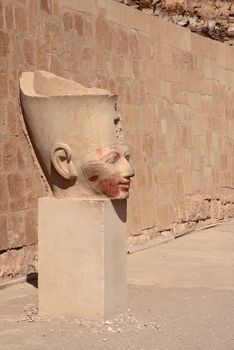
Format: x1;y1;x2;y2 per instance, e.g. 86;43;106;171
122;159;135;178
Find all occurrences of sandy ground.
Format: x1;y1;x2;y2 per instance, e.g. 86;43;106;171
1;221;234;349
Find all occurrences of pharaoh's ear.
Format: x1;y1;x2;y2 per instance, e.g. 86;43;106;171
51;143;77;180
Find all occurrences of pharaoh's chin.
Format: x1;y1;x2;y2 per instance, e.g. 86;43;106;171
117;179;131;199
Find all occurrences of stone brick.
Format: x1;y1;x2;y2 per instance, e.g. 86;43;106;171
7;100;18;135
172;49;193;71
25;191;37;209
17;135;33;171
74;13;84;35
127;194;141;236
63;12;73;31
24;177;37;209
7;211;25;248
50;54;64;76
14;4;27;31
192;170;202;192
139;191;155;230
5;3;14;30
0;2;3;30
8;69;20;97
0;215;8;251
107;78;117;94
0;144;3;171
141;133;154;160
78;47;95;82
7;173;26;210
24;171;45;208
11;34;22;67
0;101;7;135
156;202;174;232
40;0;51;14
24;210;37;245
129;29;139;59
135;165;147;189
0;175;8;212
23;37;34;65
27;0;40;31
0;31;9;58
183;171;193;194
35;40;49;70
114;27;128;56
45;23;61;53
52;1;59;16
158;167;173;184
176;172;184;196
0;73;8;96
95;13;112;51
3;138;17;171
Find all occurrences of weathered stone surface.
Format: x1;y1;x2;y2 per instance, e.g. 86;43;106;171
0;245;37;281
165;0;187;15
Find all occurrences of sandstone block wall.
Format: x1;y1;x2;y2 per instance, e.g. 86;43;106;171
1;0;234;280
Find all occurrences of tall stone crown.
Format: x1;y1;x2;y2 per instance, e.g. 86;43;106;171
19;71;122;183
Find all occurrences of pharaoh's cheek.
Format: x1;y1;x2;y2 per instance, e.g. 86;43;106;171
97;174;120;198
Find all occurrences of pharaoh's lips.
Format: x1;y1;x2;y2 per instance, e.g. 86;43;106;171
118;180;130;191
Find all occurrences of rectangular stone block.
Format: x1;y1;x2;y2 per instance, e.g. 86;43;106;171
38;197;127;320
0;214;8;251
7;211;26;249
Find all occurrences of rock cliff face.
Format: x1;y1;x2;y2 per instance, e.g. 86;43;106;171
114;0;234;43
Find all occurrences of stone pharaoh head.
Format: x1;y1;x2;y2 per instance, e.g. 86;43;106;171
20;71;134;199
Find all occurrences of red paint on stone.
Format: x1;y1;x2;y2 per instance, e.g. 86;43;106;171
97;173;120;198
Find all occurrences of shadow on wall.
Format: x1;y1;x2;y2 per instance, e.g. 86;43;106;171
26;273;38;289
111;199;127;223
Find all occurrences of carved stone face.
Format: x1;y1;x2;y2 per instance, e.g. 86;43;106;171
20;71;135;199
81;145;135;199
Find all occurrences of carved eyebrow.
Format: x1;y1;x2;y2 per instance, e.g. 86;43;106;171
103;151;120;161
87;152;120;166
87;161;102;167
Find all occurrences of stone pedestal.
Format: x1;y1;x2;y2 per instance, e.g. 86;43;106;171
38;197;127;320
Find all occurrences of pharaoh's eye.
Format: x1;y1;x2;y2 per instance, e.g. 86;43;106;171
107;156;118;164
125;153;130;161
105;152;120;164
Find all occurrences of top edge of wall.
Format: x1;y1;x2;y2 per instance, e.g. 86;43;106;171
57;0;234;65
